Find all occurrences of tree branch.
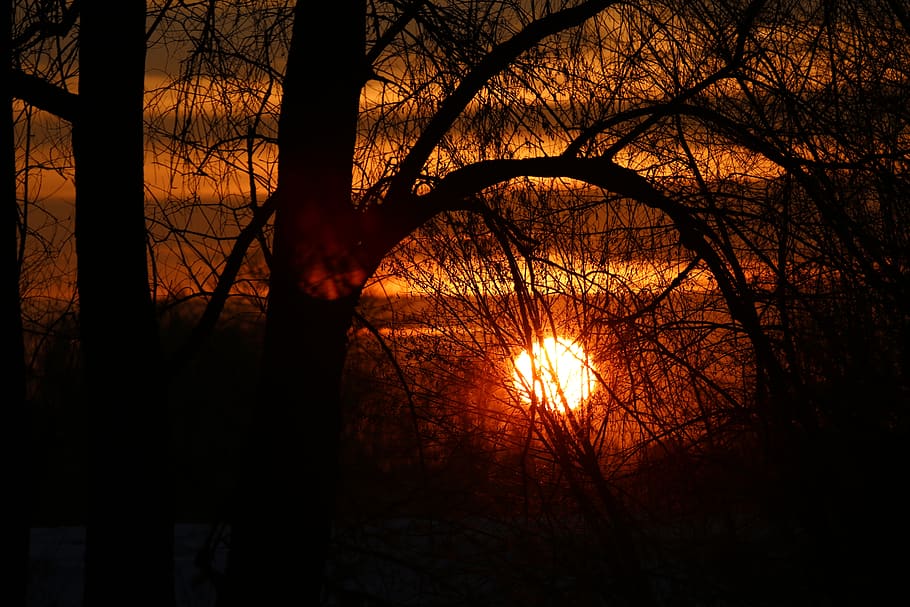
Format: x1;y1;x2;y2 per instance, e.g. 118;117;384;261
405;155;787;399
167;193;277;374
10;68;77;121
11;0;80;50
385;0;620;203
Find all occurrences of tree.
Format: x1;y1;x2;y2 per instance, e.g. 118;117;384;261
217;2;680;604
2;0;30;602
11;1;175;604
74;2;175;605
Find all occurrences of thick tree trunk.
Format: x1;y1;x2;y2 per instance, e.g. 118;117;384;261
2;0;30;602
221;2;367;605
74;2;175;606
224;291;360;606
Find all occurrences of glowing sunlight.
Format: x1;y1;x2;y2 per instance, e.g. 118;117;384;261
512;336;596;410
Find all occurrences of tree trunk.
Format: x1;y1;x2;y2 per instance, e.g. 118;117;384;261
2;0;30;602
224;291;360;606
221;2;367;605
74;2;175;605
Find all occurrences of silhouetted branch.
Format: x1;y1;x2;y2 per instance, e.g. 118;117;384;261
351;309;426;474
167;193;276;374
11;0;79;50
385;0;622;203
9;68;77;121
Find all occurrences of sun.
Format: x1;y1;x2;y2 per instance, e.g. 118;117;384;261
512;336;596;410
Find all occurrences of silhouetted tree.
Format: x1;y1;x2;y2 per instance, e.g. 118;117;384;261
217;3;680;605
73;2;175;605
11;1;176;605
3;0;30;603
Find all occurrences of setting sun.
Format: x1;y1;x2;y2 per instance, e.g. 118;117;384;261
513;336;596;410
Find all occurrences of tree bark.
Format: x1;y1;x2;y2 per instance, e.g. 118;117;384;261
74;2;175;605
